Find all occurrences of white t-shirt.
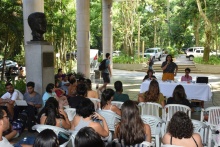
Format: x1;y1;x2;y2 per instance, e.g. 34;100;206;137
1;89;24;101
0;137;13;147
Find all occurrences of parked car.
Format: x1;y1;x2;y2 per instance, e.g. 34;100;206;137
144;48;162;61
186;47;204;58
187;48;220;60
0;60;18;72
113;51;121;57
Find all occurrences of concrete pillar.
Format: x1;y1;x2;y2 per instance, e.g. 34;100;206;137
22;0;44;45
25;42;54;95
76;0;90;78
102;0;113;60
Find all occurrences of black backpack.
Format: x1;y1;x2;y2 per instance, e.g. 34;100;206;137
99;59;107;71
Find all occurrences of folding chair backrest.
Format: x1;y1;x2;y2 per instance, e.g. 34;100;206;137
111;101;124;109
203;106;220;127
97;110;121;131
64;108;76;121
138;102;162;117
163;104;191;121
191;119;208;145
89;98;100;110
112;139;155;147
141;115;163;136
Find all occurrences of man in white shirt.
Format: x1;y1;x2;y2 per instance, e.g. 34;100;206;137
0;83;23;119
0;108;13;147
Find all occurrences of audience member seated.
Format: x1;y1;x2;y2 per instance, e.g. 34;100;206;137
68;83;87;108
166;85;192;108
0;108;13;146
75;127;105;147
138;79;165;107
71;98;109;138
42;83;57;106
54;68;63;80
114;100;151;145
5;67;18;82
113;81;129;102
162;111;203;147
101;89;121;116
85;79;98;98
24;81;42;117
40;97;71;129
68;73;75;82
61;74;70;95
143;69;156;81
67;78;77;97
0;82;23;119
181;68;192;82
54;80;69;108
33;129;59;147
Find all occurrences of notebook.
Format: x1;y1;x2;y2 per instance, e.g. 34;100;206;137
15;100;28;106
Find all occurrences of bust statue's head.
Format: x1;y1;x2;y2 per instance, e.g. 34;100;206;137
28;12;47;41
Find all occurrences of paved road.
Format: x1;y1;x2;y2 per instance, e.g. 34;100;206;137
154;54;194;65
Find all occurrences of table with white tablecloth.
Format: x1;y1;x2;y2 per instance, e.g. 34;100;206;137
140;80;212;101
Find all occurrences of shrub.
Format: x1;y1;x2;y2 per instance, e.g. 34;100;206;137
194;55;220;65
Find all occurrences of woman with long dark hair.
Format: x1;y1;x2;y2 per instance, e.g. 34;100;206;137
85;79;98;98
114;100;151;145
167;85;191;108
101;89;121;116
138;79;165;107
40;97;70;129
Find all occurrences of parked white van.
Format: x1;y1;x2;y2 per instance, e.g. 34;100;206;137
144;48;162;61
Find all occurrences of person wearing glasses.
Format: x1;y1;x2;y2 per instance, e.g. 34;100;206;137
0;108;13;146
181;68;192;82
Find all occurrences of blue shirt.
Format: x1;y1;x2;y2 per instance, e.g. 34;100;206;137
103;59;110;73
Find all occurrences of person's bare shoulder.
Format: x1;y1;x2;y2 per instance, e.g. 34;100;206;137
162;133;171;144
192;133;203;147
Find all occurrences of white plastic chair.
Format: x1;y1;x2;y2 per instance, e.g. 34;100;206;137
200;106;220;147
111;101;124;109
191;119;208;146
97;110;121;131
64;108;76;121
161;145;183;147
32;124;71;147
89;97;100;110
69;130;78;147
138;102;163;117
141;115;165;147
162;104;191;122
113;139;155;147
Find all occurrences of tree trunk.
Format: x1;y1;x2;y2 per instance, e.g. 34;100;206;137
196;0;212;62
193;17;200;47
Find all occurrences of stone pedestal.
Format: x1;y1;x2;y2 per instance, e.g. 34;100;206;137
25;42;54;95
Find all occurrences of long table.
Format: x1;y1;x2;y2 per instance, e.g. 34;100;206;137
140;80;212;101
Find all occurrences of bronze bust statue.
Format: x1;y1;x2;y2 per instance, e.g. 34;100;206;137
28;12;47;41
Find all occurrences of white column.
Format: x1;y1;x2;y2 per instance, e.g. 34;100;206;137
22;0;44;45
102;0;113;59
76;0;90;78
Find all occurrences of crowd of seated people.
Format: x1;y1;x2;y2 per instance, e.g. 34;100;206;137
0;65;211;147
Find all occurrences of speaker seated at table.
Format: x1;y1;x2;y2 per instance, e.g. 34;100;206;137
196;77;208;84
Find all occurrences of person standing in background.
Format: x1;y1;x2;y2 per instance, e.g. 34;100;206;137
99;53;112;92
161;54;178;81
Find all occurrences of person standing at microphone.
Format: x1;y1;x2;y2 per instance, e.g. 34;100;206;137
161;54;178;81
